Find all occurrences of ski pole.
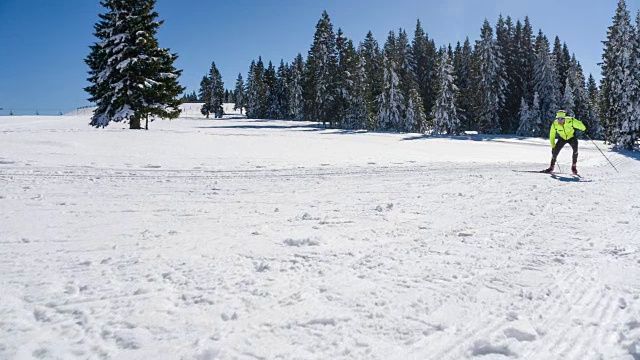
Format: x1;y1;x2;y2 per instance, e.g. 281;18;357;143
585;134;619;173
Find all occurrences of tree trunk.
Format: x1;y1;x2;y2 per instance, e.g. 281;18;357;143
130;116;142;129
145;115;149;130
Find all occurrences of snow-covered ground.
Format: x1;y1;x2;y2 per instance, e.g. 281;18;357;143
1;109;639;360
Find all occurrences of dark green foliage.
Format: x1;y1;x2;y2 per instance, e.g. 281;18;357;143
85;0;183;129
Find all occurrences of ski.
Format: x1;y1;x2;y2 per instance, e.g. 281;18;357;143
512;170;550;174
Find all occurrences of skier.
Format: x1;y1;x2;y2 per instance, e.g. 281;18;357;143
542;110;587;175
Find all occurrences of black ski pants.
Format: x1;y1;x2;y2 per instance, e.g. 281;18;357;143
551;136;579;165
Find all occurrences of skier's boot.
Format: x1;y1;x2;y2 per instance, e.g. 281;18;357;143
571;162;578;175
541;164;554;174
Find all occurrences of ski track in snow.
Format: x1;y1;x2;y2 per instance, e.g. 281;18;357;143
1;114;640;359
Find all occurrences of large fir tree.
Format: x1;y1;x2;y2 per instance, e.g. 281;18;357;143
234;73;245;114
199;75;212;117
474;20;505;134
361;31;383;127
306;11;339;127
344;52;371;130
264;61;278;119
586;75;604;139
453;38;474;131
601;0;639;149
85;0;183;129
431;51;461;135
412;20;438;120
201;62;224;118
288;54;305;120
533;33;560;136
377;53;404;131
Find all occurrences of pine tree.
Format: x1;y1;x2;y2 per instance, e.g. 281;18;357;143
474;20;505;134
412;20;438;119
516;98;531;136
85;0;183;129
288;54;305;120
396;29;419;132
275;60;289;119
361;31;383;128
453;38;473;131
245;57;266;119
533;32;560;136
344;52;370;130
585;74;604;139
507;17;526;134
306;11;339;127
377;54;404;131
264;61;278;119
205;62;224;118
601;0;639;149
568;57;589;122
199;76;212;117
245;61;257;118
527;92;543;136
431;50;461;135
553;37;571;98
496;15;515;133
336;29;358;127
562;78;575;116
520;17;536;103
234;73;245;114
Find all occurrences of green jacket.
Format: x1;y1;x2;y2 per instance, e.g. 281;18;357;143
550;117;586;148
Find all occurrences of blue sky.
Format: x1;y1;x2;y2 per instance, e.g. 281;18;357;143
0;0;637;115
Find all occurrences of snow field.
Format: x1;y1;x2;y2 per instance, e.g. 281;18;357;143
0;111;639;359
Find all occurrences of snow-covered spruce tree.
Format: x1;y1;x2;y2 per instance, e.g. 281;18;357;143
406;88;428;133
474;20;506;134
201;62;224;118
530;92;542;134
336;28;358;128
601;0;639;149
234;73;245;114
453;38;473;131
396;29;424;132
245;57;266;119
568;57;590;123
520;17;536;104
344;52;370;130
562;77;575;116
586;75;605;139
533;32;560;136
553;38;571;99
431;50;461;135
244;61;257;118
275;60;289;120
264;62;278;119
412;20;438;122
288;54;305;120
85;0;183;129
496;15;516;133
199;75;212;117
306;11;339;127
376;54;404;131
516;98;531;136
361;31;383;129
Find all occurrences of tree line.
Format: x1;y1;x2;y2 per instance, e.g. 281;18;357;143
85;0;639;150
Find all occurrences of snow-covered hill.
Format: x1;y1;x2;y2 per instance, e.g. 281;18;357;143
65;102;244;118
0;114;639;359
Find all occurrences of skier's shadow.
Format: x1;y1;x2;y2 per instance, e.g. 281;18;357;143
549;174;591;183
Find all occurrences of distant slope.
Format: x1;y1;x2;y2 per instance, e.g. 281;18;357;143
65;103;244;118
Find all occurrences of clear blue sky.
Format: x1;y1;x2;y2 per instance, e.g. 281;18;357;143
0;0;637;115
